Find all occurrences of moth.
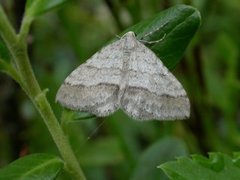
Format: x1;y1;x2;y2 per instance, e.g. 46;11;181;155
56;31;190;120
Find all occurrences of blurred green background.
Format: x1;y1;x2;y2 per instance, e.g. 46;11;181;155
0;0;239;179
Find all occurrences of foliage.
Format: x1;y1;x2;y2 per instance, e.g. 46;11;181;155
0;154;63;180
0;0;239;179
25;0;67;17
131;137;188;180
160;152;240;180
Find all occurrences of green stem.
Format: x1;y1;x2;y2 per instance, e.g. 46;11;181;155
0;6;86;180
35;91;86;180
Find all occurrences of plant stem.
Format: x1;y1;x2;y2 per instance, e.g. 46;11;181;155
0;6;86;180
35;91;86;180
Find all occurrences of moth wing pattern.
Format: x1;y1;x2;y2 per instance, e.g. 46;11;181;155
56;39;125;116
120;39;190;120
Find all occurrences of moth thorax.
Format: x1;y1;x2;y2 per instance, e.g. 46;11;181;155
122;37;137;51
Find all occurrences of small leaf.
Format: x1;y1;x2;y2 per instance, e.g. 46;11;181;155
120;5;201;70
71;111;96;122
0;59;21;83
26;0;67;17
0;153;63;180
61;110;96;125
131;137;188;180
160;152;240;180
0;38;10;61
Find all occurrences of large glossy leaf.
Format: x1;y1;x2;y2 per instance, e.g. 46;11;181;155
120;5;201;70
0;153;63;180
26;0;67;17
160;152;240;180
130;137;188;180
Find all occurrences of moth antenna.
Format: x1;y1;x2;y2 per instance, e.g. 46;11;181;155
115;34;121;39
142;26;161;38
141;21;169;39
140;33;166;44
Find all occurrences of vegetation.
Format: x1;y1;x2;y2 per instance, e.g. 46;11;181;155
0;0;239;179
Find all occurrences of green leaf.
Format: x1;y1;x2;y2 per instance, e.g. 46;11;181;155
131;137;188;180
0;38;10;61
0;59;21;83
121;5;201;70
61;110;96;129
160;152;240;180
0;153;63;180
0;38;21;82
26;0;67;17
72;112;96;121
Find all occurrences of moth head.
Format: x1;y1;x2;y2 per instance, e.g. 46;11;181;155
122;31;136;38
121;31;138;50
